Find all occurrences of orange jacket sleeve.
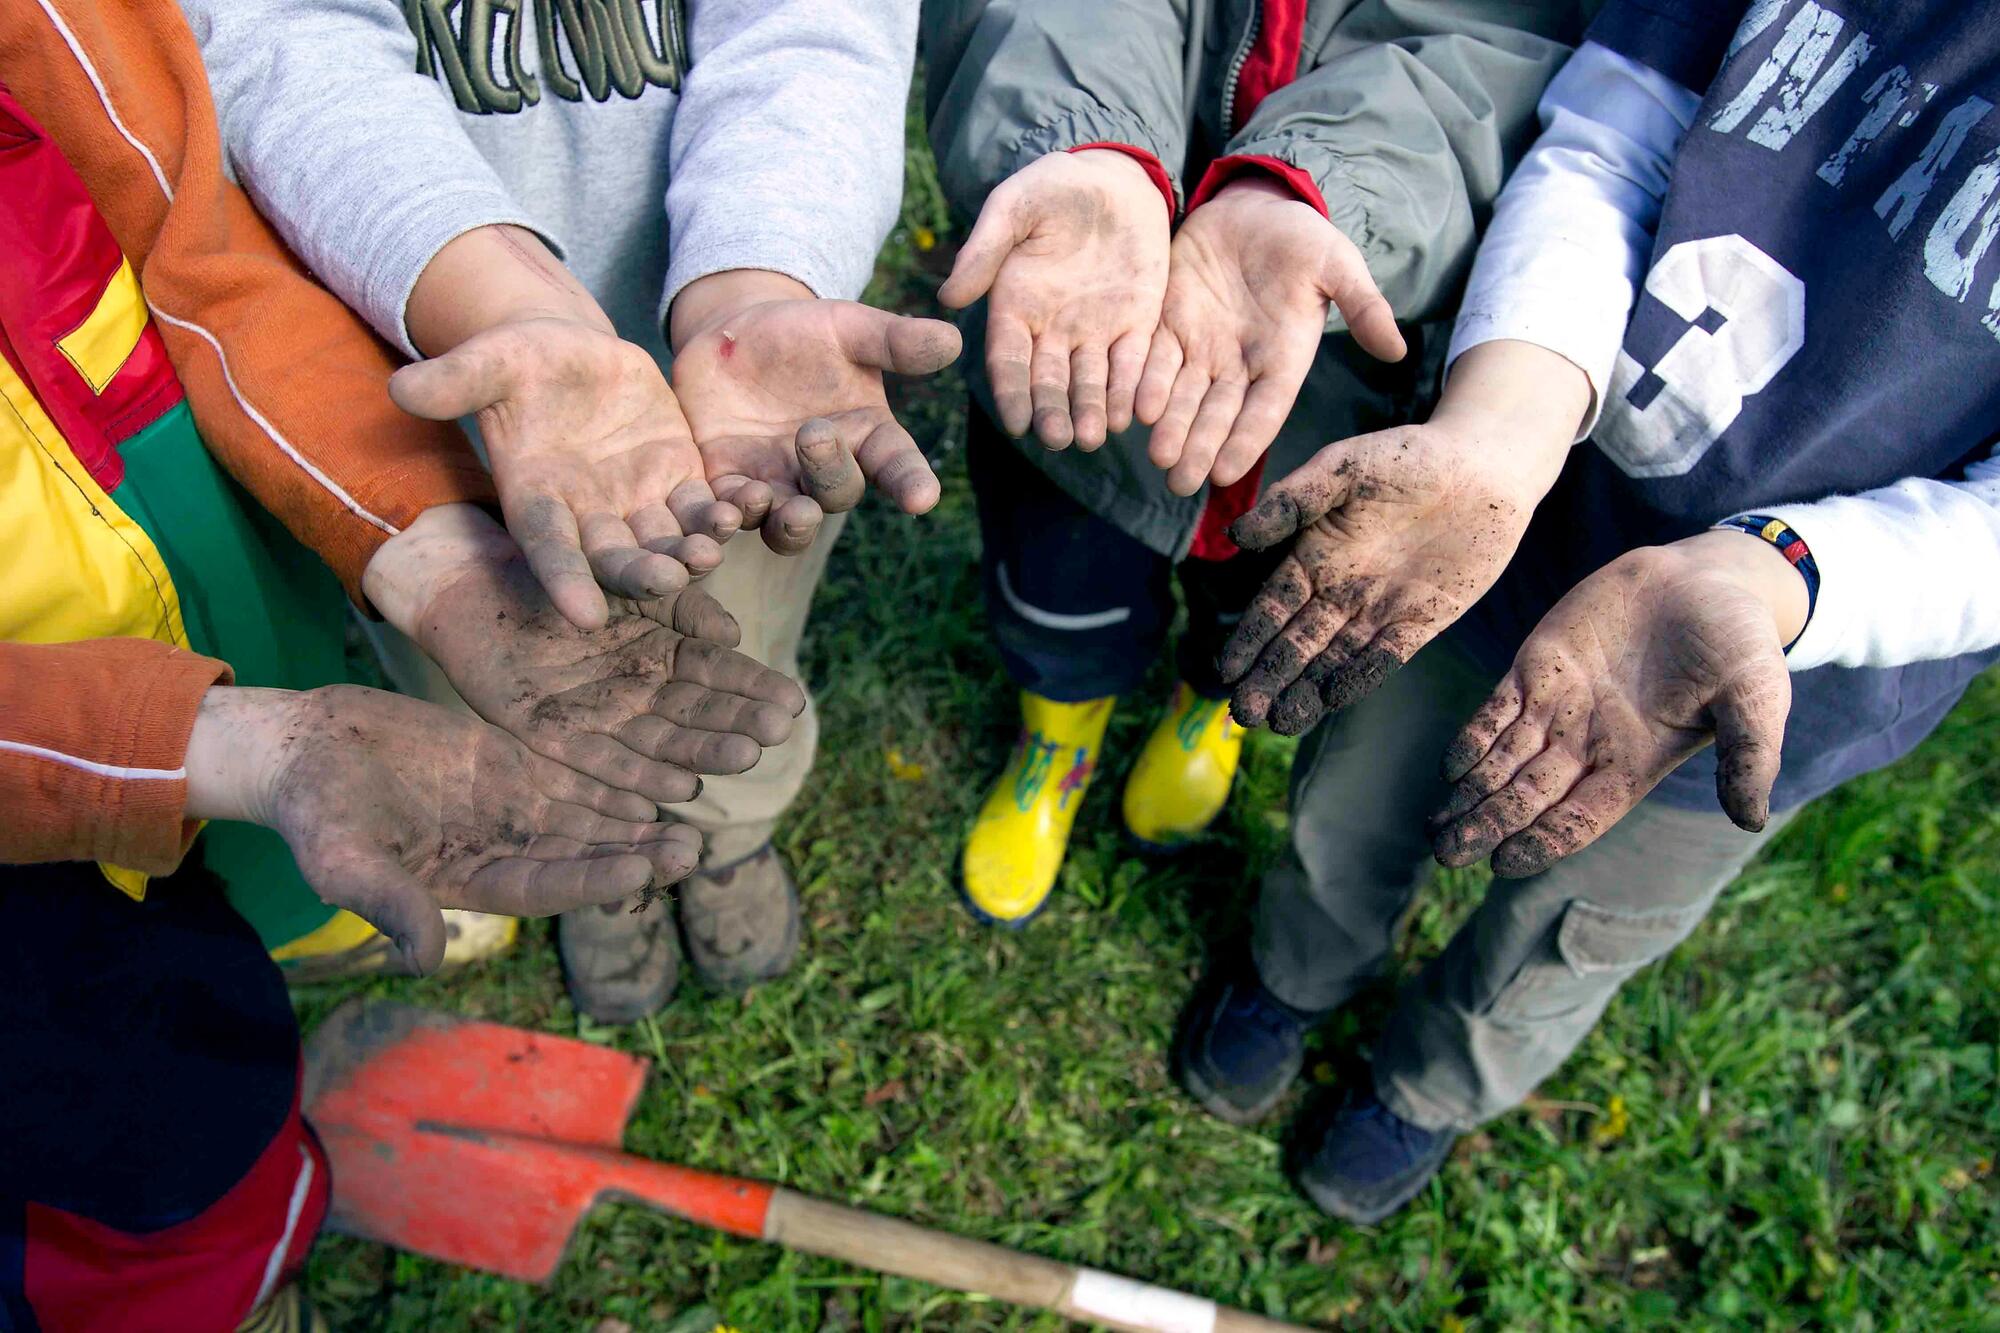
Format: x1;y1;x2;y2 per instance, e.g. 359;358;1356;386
0;639;231;874
0;0;497;601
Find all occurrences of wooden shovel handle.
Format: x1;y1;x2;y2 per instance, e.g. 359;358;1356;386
541;1137;1314;1332
763;1190;1311;1333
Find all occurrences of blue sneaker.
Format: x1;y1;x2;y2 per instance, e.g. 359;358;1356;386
1292;1090;1456;1224
1173;970;1320;1125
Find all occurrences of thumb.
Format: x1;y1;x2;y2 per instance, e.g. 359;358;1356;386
1711;672;1790;832
1227;444;1361;549
314;850;450;977
832;304;963;377
388;337;511;421
1319;233;1406;364
937;191;1027;308
665;585;743;646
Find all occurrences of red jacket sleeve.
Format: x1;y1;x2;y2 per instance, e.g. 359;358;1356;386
0;0;498;601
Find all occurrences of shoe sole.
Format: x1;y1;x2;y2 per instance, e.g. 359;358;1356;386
1291;1142;1453;1225
1124;829;1196;857
954;870;1054;931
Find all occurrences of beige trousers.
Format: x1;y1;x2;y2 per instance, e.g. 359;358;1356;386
362;512;846;869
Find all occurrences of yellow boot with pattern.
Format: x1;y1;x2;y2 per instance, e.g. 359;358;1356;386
1121;683;1244;851
960;692;1114;926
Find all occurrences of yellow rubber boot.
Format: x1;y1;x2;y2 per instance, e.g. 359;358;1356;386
1121;683;1244;850
273;908;519;984
960;692;1115;926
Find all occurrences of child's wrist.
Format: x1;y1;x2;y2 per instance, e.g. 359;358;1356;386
183;686;307;827
1428;340;1590;498
668;268;816;352
362;503;516;640
1681;525;1814;649
406;224;614;356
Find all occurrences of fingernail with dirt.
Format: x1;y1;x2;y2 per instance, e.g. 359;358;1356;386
797;420;866;509
1228;492;1298;549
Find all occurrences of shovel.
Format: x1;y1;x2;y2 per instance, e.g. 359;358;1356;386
304;1000;1311;1333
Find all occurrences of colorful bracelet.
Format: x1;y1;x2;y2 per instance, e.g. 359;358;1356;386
1712;514;1819;650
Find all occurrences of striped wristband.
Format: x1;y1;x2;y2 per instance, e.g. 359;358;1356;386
1712;514;1819;650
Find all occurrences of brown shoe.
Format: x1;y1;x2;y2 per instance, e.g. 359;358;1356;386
557;892;681;1023
679;843;801;993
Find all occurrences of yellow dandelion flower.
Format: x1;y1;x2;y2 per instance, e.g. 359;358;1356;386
914;226;938;252
885;747;927;781
1591;1093;1630;1147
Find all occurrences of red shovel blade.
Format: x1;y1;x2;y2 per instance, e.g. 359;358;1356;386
304;1000;653;1282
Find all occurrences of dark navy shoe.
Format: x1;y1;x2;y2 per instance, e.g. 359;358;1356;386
1173;970;1321;1125
1291;1090;1456;1224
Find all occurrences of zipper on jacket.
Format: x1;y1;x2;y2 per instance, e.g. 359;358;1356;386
1219;3;1262;139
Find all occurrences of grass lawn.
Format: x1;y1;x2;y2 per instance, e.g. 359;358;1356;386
297;119;2000;1332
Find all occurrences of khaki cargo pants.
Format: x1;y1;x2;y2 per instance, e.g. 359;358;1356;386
362;513;845;869
1254;636;1791;1132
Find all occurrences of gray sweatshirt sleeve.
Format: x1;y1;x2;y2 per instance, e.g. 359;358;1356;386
176;0;548;357
660;0;917;320
922;0;1192;222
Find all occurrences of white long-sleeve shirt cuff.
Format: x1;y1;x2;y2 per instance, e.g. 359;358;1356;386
1742;452;2000;671
1447;42;1702;441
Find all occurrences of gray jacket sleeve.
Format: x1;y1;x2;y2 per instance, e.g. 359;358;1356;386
175;0;547;358
1225;1;1583;324
923;0;1193;219
662;0;920;316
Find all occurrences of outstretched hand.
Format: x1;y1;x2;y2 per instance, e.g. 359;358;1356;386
363;505;805;814
1138;177;1405;497
188;685;704;976
1429;533;1804;878
389;315;738;631
671;271;960;554
1217;340;1590;735
939;148;1172;450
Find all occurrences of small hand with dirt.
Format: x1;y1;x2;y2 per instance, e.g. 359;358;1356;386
1430;532;1805;878
670;270;960;554
1137;177;1406;496
365;506;805;812
939;148;1172;449
389;316;738;631
186;685;704;976
1217;341;1590;735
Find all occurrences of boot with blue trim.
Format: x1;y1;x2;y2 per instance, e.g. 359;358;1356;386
1291;1090;1457;1224
1121;682;1243;850
960;692;1114;926
1174;964;1323;1125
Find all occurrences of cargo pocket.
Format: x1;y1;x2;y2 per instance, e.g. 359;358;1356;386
1485;898;1708;1026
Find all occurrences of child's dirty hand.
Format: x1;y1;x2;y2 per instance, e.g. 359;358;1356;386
388;316;739;632
1216;340;1589;735
939;148;1172;450
1429;532;1800;878
364;505;805;811
1137;176;1404;497
185;684;703;975
671;270;959;554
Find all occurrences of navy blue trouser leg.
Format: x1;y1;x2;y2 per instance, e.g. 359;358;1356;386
968;408;1279;701
969;414;1172;702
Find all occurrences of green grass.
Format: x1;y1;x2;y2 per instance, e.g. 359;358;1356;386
298;123;2000;1333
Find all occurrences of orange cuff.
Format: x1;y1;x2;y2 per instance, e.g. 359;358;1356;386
0;638;232;874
